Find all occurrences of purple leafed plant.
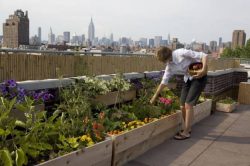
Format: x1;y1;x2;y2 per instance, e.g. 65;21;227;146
30;90;53;104
0;79;53;104
130;79;143;89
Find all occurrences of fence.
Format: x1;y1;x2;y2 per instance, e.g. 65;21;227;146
0;51;241;82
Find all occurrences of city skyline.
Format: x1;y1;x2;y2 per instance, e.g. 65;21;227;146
0;0;250;43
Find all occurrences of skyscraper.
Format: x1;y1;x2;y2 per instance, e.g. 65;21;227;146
48;27;55;44
219;37;222;48
110;33;114;43
38;27;41;43
88;18;95;42
3;9;29;48
63;31;70;43
168;34;171;44
139;38;147;47
232;30;246;49
209;41;217;52
154;36;162;48
149;38;154;48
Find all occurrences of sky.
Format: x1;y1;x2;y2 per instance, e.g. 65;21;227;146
0;0;249;44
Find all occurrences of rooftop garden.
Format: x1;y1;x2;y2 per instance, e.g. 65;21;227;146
0;73;190;166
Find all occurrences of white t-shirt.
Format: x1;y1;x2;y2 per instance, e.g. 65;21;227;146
161;48;208;85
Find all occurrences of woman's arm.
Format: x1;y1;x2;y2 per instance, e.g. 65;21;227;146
150;83;166;104
150;65;173;104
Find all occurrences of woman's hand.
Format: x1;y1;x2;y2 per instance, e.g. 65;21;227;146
193;69;206;79
193;55;208;79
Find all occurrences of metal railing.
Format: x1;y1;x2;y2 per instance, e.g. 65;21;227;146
0;48;154;57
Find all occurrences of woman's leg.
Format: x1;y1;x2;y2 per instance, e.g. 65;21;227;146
181;106;186;122
182;76;207;136
179;80;190;133
175;76;207;139
182;103;193;136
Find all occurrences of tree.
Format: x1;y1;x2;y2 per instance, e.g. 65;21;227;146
221;48;234;58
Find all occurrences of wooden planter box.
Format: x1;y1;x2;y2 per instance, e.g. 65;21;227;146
193;99;212;125
167;82;177;89
216;102;237;113
112;111;182;166
10;104;45;121
36;138;112;166
94;90;136;106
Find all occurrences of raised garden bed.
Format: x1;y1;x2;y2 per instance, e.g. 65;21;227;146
216;102;237;113
10;104;45;121
111;111;182;166
94;90;136;106
193;99;212;125
36;138;112;166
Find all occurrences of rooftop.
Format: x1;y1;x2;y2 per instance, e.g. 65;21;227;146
126;104;250;166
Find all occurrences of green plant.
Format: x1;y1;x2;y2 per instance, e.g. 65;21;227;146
57;83;92;137
218;97;235;104
0;97;59;165
80;77;110;97
107;73;131;92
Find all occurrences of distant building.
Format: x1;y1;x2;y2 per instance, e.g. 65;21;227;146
88;18;95;42
48;27;55;44
139;38;147;47
3;9;29;48
56;35;64;44
192;42;204;51
209;41;217;52
110;33;114;43
149;38;154;48
30;35;40;45
71;33;79;45
38;27;41;44
161;40;168;46
120;45;128;53
120;37;129;45
0;35;3;45
219;37;222;48
168;34;171;44
154;36;162;48
169;38;184;50
63;31;70;43
232;30;246;49
81;34;85;43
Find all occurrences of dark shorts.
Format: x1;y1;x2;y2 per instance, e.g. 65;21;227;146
180;75;207;106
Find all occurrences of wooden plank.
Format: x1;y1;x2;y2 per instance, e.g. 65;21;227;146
94;90;136;106
113;125;178;166
238;82;250;104
112;111;182;166
37;138;112;166
193;99;212;125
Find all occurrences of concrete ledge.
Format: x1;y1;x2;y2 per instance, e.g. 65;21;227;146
208;68;247;76
18;78;75;90
144;71;162;78
70;76;87;81
96;75;113;81
123;72;144;80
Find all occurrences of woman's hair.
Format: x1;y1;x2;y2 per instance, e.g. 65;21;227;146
155;47;172;63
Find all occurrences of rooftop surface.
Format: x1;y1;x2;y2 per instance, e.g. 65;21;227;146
126;104;250;166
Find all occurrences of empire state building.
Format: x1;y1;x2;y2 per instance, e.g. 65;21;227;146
88;18;95;42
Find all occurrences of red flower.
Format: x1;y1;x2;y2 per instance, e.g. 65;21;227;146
159;97;172;105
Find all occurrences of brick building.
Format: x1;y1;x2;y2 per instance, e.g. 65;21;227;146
3;10;29;48
232;30;246;49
